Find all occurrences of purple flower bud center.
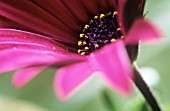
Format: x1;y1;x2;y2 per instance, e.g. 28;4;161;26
78;12;123;55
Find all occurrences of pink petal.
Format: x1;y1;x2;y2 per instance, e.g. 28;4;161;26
0;29;85;73
12;67;45;88
88;40;133;95
0;48;85;73
0;0;77;43
54;62;93;100
0;29;72;51
125;18;161;45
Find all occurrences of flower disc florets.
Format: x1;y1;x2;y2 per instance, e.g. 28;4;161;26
78;11;124;55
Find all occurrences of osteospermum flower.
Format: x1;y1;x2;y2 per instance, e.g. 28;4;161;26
0;0;160;100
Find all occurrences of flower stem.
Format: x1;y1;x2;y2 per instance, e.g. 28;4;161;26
133;64;162;111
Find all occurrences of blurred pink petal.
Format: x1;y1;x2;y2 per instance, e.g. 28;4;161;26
54;62;93;100
88;40;133;95
12;67;45;88
125;19;161;44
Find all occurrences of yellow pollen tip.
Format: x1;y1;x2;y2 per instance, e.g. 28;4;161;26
85;35;88;39
95;44;99;48
94;16;99;19
78;41;82;45
121;36;124;38
113;11;118;16
83;41;87;45
80;34;84;38
78;49;81;53
117;28;121;31
100;14;105;18
84;25;89;29
90;20;93;24
111;39;116;42
107;12;112;15
84;47;89;50
81;52;86;55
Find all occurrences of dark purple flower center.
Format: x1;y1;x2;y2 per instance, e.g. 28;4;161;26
77;11;123;55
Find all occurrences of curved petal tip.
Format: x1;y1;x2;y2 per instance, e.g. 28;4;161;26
125;18;162;45
12;67;44;88
54;62;93;100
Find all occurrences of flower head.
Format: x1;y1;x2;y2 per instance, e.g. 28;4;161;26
0;0;161;100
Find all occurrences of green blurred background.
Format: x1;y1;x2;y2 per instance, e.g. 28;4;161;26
0;0;170;111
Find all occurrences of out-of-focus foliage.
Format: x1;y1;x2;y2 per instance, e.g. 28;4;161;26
0;0;170;111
